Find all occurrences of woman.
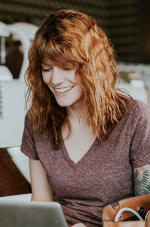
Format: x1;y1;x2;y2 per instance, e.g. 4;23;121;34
21;9;150;227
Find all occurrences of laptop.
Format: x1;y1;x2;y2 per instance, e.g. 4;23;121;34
0;200;68;227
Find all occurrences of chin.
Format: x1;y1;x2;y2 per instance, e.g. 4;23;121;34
57;102;73;107
56;98;75;107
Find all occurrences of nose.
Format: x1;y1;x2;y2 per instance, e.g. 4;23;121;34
51;67;64;85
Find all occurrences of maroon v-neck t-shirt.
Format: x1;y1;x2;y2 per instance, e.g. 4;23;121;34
21;100;150;227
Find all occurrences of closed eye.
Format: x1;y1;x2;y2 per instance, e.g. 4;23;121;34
42;68;52;72
62;67;73;71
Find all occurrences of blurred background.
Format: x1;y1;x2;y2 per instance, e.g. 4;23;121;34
1;0;150;63
0;0;150;198
1;0;150;103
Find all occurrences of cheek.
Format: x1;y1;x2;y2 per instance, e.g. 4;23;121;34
42;74;54;93
74;74;83;92
75;74;82;91
42;74;51;85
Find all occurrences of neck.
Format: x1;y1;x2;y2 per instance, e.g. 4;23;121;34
66;104;88;125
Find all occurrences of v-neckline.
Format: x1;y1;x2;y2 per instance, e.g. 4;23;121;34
60;131;100;170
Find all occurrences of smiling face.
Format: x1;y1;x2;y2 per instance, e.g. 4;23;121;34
42;62;83;108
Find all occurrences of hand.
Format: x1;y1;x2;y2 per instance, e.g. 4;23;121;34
71;224;87;227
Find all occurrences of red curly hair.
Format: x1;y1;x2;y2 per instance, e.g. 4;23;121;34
25;9;131;149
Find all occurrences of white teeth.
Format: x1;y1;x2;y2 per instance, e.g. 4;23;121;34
55;86;73;93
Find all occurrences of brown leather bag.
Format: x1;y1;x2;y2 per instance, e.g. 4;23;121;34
102;193;150;227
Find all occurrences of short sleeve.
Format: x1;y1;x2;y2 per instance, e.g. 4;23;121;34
130;101;150;168
21;114;39;160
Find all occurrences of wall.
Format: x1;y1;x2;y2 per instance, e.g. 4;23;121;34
1;0;150;64
139;0;150;64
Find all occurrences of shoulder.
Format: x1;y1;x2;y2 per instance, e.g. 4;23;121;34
116;98;150;136
23;113;55;148
22;113;35;143
125;99;150;122
24;113;34;130
125;100;150;168
128;99;150;113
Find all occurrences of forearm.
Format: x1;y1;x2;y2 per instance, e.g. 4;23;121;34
30;158;54;202
134;163;150;196
31;197;54;202
31;192;54;202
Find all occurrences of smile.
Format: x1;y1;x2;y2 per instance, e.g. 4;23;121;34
54;86;74;93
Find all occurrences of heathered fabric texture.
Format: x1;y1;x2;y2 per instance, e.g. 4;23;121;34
21;100;150;227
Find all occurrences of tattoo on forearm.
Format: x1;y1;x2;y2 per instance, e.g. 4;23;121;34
134;164;150;196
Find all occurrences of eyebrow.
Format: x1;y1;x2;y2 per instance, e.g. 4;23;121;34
41;63;52;66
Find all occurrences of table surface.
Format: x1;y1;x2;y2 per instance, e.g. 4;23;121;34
0;193;32;201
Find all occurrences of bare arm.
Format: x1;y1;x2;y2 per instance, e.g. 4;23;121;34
30;159;87;227
133;163;150;196
29;158;54;202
